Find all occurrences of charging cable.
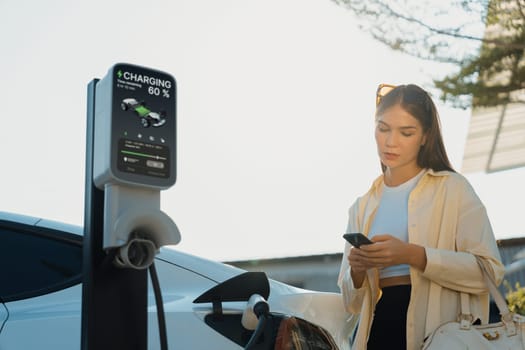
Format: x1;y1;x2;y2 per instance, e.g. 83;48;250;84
149;262;168;350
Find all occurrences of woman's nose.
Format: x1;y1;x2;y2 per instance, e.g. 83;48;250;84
385;132;398;146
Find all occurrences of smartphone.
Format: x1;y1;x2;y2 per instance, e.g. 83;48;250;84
343;233;374;248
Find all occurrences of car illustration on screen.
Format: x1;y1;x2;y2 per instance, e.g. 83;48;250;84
121;98;166;128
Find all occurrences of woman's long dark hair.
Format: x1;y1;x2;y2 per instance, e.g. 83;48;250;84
375;84;455;173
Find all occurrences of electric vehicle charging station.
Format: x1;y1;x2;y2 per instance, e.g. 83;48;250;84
82;63;179;350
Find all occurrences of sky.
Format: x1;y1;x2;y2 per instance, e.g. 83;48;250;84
1;0;524;261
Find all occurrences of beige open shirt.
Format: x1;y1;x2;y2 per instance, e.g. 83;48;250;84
337;169;505;350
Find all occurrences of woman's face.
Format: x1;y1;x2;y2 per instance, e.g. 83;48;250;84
375;104;427;173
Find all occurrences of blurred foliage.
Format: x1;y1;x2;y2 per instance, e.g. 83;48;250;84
505;280;525;315
332;0;525;109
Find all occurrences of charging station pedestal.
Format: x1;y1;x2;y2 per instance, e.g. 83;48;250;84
81;63;179;350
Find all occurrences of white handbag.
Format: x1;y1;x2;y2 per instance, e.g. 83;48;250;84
422;257;525;350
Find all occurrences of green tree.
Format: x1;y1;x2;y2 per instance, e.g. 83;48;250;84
332;0;525;108
505;280;525;315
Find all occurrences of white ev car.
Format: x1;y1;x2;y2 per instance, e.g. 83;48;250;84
0;211;354;349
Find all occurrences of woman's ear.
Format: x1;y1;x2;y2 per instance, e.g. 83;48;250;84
421;132;428;147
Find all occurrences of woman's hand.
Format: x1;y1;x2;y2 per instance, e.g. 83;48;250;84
347;246;369;288
347;234;427;283
360;234;427;271
358;234;408;268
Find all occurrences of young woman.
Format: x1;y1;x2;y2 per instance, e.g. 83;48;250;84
337;84;504;350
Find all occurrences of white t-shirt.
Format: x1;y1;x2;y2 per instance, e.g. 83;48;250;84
368;170;425;279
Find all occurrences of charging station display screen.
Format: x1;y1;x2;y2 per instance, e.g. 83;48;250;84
111;64;176;184
117;139;169;178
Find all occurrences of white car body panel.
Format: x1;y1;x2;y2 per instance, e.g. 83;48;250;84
0;304;7;336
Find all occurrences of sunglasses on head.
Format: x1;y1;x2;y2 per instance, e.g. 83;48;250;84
375;83;397;107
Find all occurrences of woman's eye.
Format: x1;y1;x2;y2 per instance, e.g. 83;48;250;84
402;132;414;137
378;126;389;132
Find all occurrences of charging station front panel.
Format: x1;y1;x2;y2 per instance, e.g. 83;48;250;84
94;63;176;189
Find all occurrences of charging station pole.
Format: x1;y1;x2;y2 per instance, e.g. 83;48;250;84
81;64;179;350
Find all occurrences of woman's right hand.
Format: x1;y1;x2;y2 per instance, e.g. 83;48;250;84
348;247;367;288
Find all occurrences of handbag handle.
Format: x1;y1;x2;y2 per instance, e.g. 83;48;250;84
459;256;516;335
